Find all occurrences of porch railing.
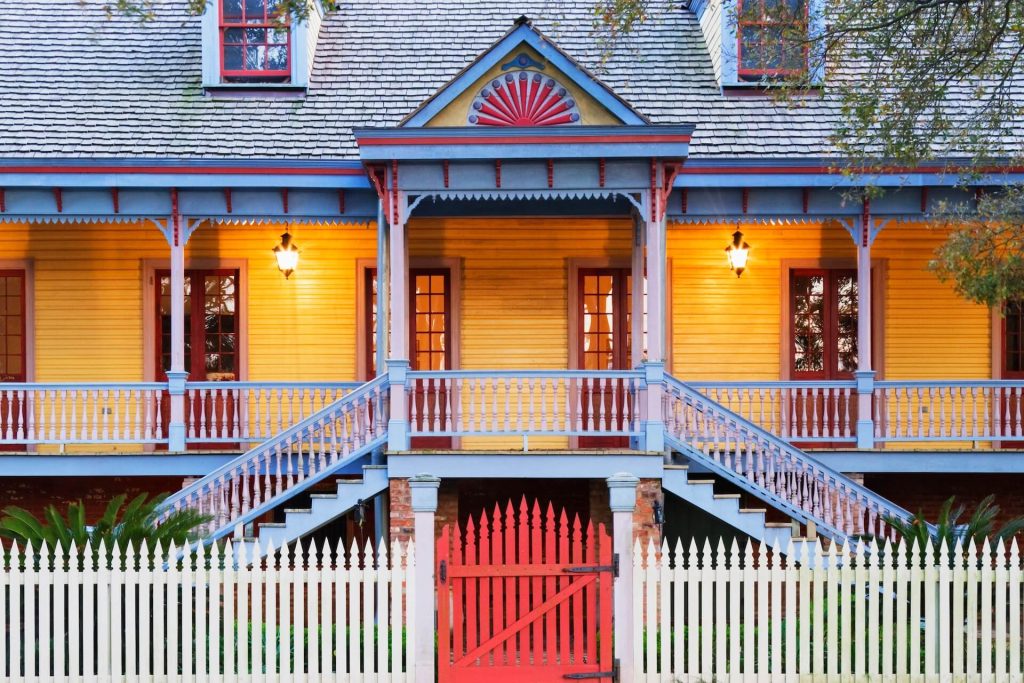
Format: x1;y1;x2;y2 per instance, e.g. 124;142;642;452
687;381;858;443
184;381;362;445
405;370;644;447
874;380;1024;443
4;376;1024;450
0;383;166;445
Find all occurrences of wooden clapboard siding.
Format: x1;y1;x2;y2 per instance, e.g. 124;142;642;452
873;221;990;379
669;220;990;382
2;220;377;384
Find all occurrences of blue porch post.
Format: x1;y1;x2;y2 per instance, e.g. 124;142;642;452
167;200;188;451
608;473;639;683
409;473;441;683
639;186;668;453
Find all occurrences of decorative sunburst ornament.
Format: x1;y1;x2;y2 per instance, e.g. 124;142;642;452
468;71;582;127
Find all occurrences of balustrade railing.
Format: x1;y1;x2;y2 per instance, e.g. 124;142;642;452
0;383;165;445
688;381;858;443
664;377;918;541
406;370;643;444
184;382;362;445
874;381;1024;443
157;376;389;541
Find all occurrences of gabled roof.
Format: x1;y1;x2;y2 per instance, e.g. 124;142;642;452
401;16;648;127
0;0;1018;162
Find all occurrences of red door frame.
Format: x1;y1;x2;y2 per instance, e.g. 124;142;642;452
999;301;1024;446
789;269;858;445
409;268;452;448
155;268;240;449
577;268;631;448
0;270;27;449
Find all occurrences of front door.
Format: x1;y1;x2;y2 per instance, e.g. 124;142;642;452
156;269;239;447
436;498;614;683
578;269;632;447
0;271;26;448
790;269;858;444
410;269;452;447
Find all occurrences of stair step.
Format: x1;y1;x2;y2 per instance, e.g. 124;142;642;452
687;479;716;485
337;479;366;485
310;493;337;499
283;508;312;514
664;464;689;470
713;494;741;500
258;522;286;529
765;522;796;528
740;508;767;514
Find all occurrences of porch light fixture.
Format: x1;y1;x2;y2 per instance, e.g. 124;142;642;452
725;230;750;277
273;231;299;279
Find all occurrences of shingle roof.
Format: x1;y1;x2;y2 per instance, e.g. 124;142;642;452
0;0;977;160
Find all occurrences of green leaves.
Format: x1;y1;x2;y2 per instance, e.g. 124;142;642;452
883;494;1024;551
0;492;211;558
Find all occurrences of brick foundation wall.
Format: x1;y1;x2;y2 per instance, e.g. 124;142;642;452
634;478;664;549
388;478;414;545
864;473;1024;527
0;476;186;520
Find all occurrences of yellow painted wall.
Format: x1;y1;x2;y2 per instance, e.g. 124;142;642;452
668;220;990;382
424;45;621;127
6;220;378;384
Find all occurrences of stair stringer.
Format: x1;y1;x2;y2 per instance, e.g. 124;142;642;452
237;464;389;559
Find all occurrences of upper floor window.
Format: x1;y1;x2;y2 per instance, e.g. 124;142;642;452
220;0;291;83
736;0;808;81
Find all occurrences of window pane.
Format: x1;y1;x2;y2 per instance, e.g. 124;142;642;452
222;0;243;21
223;45;244;70
793;274;825;372
268;45;289;71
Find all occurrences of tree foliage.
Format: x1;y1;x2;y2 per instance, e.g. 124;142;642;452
0;492;210;557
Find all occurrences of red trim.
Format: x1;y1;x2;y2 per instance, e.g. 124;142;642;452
679;164;1024;175
110;187;120;214
53;188;62;213
920;187;928;213
680;187;688;213
598;158;606;188
390;160;399;225
338;189;346;214
495;160;502;189
861;197;870;247
171;188;180;246
223;188;232;213
0;164;364;176
443;160;450;188
219;0;291;82
356;134;692;146
736;0;809;79
741;187;749;214
281;188;289;214
547;159;554;189
1;188;7;213
802;187;809;213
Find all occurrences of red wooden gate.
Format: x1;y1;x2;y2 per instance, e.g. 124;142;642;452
436;498;615;683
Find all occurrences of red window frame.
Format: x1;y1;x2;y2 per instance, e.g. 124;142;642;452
789;269;858;380
736;0;809;80
219;0;291;82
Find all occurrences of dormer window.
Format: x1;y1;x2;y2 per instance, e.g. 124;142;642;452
736;0;808;81
220;0;291;83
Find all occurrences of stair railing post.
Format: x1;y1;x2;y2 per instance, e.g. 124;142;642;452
166;371;188;451
642;361;666;453
607;472;639;683
409;473;441;683
387;359;410;452
855;370;876;448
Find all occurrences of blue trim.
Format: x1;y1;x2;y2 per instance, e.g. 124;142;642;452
387;452;665;479
0;454;239;477
401;23;648;127
809;451;1024;474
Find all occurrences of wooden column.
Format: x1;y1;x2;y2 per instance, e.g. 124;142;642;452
855;202;876;448
607;472;639;683
644;196;666;363
409;474;440;683
631;212;646;368
166;194;188;451
387;190;410;451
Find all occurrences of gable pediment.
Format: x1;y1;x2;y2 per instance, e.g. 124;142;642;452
402;17;648;128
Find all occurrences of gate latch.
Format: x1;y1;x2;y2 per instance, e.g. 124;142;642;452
438;559;447;584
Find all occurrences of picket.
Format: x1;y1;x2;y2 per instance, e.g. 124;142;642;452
0;537;414;682
634;536;1024;682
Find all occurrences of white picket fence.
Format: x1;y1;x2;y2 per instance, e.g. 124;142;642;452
634;537;1024;682
0;538;414;682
